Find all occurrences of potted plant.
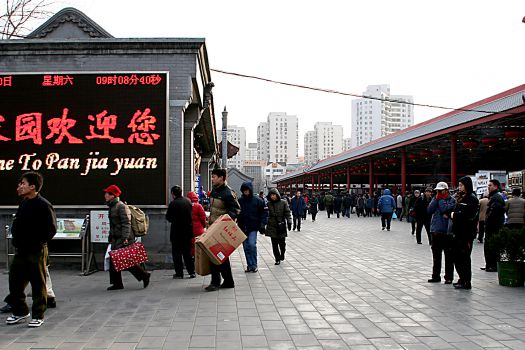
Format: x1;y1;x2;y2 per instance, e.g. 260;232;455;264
487;227;525;287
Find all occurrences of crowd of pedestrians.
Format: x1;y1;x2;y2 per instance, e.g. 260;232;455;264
4;168;524;328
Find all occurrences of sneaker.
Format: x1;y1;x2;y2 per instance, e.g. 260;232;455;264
47;297;56;308
427;278;441;283
382;227;385;231
220;283;235;289
107;285;124;290
28;319;44;328
173;274;184;279
251;267;258;273
6;313;30;325
205;284;219;292
244;268;253;273
444;280;452;285
0;304;12;313
275;260;280;265
143;273;151;288
454;282;472;290
189;274;196;278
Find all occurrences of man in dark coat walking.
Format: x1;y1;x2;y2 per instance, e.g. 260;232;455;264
290;191;306;231
166;185;195;279
7;172;56;328
238;182;268;272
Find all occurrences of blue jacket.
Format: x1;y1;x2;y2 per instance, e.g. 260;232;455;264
238;182;268;233
290;196;306;216
378;189;396;213
427;195;456;234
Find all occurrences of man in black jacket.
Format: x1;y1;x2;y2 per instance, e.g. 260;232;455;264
205;168;241;291
7;172;56;328
166;185;195;279
482;179;506;272
238;182;268;273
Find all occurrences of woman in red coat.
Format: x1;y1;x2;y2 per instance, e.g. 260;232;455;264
186;192;206;256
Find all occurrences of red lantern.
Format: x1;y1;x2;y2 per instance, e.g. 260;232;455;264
432;149;446;156
408;154;419;161
481;137;498;148
419;150;433;159
462;140;478;150
504;129;525;140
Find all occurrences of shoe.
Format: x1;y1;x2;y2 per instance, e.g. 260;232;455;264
417;242;422;244
480;267;486;270
454;282;472;290
6;313;30;325
275;260;280;265
47;297;56;308
251;267;258;273
28;319;44;328
173;274;184;279
387;228;390;231
280;255;285;261
444;280;452;285
107;285;124;290
143;273;151;288
485;267;497;272
205;284;219;292
220;283;235;289
189;274;196;278
297;229;300;232
412;232;415;235
245;268;253;273
0;304;12;313
427;278;441;283
382;227;385;231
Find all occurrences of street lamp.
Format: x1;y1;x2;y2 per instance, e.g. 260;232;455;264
222;106;228;168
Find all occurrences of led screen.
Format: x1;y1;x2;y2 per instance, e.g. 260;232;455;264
0;72;168;206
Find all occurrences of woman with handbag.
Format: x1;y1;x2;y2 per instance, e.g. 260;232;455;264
104;185;150;290
264;188;292;265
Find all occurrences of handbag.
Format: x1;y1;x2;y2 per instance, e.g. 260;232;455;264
109;242;148;272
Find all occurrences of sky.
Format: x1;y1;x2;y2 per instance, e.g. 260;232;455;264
30;0;525;153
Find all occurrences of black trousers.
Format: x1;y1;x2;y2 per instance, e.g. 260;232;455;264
454;238;474;283
326;206;333;218
210;258;234;286
311;211;317;221
416;219;431;244
9;246;48;319
431;233;454;281
109;259;148;286
172;241;195;276
381;212;393;229
271;237;286;261
484;227;501;270
293;214;301;231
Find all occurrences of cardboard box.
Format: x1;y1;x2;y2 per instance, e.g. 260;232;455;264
194;244;211;276
196;214;246;265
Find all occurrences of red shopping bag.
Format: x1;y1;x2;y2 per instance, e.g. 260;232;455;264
109;242;148;272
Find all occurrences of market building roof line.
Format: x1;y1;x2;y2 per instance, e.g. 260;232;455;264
274;84;525;183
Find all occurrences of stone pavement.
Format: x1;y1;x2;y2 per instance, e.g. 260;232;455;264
1;213;525;350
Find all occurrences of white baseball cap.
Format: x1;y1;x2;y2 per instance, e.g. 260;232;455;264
434;182;448;190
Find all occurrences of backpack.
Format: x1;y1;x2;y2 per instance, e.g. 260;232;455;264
128;205;149;237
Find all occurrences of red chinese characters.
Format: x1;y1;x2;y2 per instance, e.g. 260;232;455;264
42;75;74;87
0;115;11;141
46;108;83;144
0;76;12;87
86;110;124;143
16;113;43;145
127;108;160;145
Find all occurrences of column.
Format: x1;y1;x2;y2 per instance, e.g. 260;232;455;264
330;170;334;191
346;167;351;192
369;159;374;195
401;149;407;195
450;134;457;188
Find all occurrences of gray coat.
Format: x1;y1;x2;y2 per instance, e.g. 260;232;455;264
506;196;525;225
265;188;292;238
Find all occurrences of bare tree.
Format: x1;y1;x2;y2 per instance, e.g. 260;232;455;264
1;0;52;39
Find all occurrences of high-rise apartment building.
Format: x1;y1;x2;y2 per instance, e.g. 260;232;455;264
217;125;246;170
245;142;258;161
257;112;298;165
343;137;352;151
351;85;413;148
303;122;343;165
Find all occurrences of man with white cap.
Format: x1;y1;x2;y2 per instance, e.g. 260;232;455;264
427;182;456;284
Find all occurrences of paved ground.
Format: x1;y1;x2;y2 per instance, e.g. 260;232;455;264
1;213;525;350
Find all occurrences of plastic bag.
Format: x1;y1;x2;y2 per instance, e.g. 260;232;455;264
104;244;111;271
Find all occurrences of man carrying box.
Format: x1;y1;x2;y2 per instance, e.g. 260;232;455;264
205;168;241;292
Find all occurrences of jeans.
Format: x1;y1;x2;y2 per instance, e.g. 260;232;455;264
343;207;350;218
293;214;301;231
242;231;258;269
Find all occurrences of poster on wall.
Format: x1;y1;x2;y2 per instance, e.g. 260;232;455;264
90;210;110;243
0;72;168;206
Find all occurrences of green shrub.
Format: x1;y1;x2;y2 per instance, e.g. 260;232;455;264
487;227;525;262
